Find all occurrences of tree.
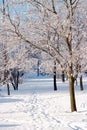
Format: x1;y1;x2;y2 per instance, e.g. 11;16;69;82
0;0;10;95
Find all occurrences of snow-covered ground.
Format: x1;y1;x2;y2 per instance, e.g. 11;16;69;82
0;76;87;130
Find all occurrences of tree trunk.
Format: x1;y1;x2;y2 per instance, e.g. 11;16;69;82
80;75;83;91
16;71;19;90
37;60;40;76
54;74;57;91
69;75;77;112
7;83;10;95
11;82;16;90
11;70;19;90
61;70;65;82
53;60;57;91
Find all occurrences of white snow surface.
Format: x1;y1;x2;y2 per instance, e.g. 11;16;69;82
0;76;87;130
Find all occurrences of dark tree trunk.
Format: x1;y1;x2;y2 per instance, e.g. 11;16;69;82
61;70;65;82
80;75;83;91
69;75;77;112
37;60;40;76
11;70;19;90
16;71;19;90
14;76;17;90
11;82;16;90
54;74;57;91
53;60;57;91
7;83;10;95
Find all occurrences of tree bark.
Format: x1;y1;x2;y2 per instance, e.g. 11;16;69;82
16;71;19;90
53;60;57;91
11;70;19;90
37;60;40;76
54;74;57;91
61;70;65;82
7;83;10;95
80;75;83;91
69;75;77;112
11;82;16;90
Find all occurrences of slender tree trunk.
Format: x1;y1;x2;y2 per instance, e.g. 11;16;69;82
69;75;77;112
7;83;10;95
53;60;57;91
37;60;40;76
54;73;57;91
80;75;83;91
2;0;10;95
11;82;16;90
13;78;17;90
16;71;19;90
61;70;65;82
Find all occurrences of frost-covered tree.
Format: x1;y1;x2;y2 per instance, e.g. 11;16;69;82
0;0;11;95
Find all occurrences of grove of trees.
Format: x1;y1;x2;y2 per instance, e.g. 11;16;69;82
0;0;87;112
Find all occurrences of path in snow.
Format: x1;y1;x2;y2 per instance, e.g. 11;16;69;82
14;93;64;130
0;78;87;130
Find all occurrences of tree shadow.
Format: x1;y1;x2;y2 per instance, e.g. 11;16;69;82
0;98;23;103
0;124;20;127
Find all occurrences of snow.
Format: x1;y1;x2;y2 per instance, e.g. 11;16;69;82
0;76;87;130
